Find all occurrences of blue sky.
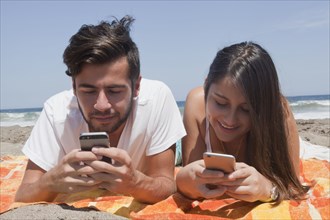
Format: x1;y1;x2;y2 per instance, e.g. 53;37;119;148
1;1;329;109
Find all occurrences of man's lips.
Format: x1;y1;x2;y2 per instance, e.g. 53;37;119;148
92;115;117;121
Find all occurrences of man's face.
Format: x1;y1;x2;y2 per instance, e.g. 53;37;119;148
73;57;140;135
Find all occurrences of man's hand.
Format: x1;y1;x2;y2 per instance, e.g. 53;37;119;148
44;149;102;194
15;149;102;202
86;146;176;204
85;147;139;195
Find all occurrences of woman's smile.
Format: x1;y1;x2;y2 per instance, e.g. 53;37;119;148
218;121;239;133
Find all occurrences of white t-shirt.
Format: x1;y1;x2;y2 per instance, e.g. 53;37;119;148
22;78;186;171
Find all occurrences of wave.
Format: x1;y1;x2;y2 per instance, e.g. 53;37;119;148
288;99;329;119
294;112;330;120
0;112;41;127
290;101;329;115
0;112;41;121
0;96;329;127
289;100;329;107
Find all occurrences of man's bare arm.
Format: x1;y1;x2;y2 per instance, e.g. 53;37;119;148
15;160;62;202
131;145;176;203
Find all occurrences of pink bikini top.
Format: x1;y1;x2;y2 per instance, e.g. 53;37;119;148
205;119;212;152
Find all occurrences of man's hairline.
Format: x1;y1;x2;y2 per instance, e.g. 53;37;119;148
71;56;140;90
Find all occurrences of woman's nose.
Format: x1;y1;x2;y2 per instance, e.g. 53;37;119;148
94;91;111;112
223;109;237;126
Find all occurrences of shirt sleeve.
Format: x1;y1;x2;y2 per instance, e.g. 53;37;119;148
22;101;64;171
146;82;186;156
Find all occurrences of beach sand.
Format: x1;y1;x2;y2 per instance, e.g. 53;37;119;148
0;119;329;219
296;119;330;147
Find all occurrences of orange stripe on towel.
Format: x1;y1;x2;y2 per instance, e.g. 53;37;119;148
1;156;329;220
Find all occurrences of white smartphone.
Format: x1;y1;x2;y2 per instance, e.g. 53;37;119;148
203;152;236;173
79;132;111;163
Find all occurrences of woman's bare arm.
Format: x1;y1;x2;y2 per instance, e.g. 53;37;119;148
182;86;207;165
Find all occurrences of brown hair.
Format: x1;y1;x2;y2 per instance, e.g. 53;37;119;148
63;15;140;85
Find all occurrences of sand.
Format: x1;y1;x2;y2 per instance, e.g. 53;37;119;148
0;119;329;219
296;119;330;147
0;204;127;220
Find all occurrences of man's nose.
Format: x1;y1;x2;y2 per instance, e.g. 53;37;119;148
94;91;111;112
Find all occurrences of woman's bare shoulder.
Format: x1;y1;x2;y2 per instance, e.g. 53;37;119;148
186;86;204;104
185;86;205;120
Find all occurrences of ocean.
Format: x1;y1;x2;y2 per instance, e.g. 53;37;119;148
0;94;329;127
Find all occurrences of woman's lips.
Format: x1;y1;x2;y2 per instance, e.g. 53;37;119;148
219;121;238;132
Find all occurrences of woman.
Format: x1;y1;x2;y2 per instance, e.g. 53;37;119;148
176;42;307;204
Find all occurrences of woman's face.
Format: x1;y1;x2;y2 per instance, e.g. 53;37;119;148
206;76;251;143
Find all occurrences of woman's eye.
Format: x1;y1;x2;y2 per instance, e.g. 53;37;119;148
215;101;227;107
241;107;249;113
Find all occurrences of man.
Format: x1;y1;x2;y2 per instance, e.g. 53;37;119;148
15;16;186;204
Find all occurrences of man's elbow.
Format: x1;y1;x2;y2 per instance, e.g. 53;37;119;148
14;185;28;202
137;180;176;204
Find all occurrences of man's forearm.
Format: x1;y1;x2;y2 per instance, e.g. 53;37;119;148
130;171;176;204
15;173;57;203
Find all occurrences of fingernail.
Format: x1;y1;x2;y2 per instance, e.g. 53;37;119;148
229;174;235;180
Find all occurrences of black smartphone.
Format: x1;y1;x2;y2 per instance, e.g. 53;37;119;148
203;152;236;173
79;132;112;163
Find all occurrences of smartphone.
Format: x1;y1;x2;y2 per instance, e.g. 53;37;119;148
203;152;236;173
79;132;112;163
79;132;110;151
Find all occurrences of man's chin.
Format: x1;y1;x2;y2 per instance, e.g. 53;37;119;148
88;122;114;133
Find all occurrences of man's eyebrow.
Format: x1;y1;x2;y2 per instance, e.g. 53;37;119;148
78;83;96;89
106;85;126;89
78;83;126;89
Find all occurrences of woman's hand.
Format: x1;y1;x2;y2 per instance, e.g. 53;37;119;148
221;162;273;202
176;160;227;200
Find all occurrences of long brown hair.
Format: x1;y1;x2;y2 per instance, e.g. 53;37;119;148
204;42;307;204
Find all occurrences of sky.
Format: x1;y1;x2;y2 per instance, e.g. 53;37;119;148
1;1;329;109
